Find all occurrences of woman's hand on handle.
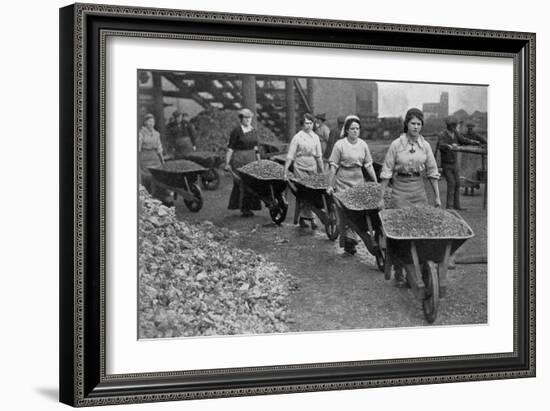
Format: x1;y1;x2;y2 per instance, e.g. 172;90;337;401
378;178;389;209
326;186;334;195
434;197;442;208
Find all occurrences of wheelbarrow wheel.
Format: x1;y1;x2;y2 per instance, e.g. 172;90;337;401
200;168;220;190
325;202;339;241
184;183;203;212
269;197;288;225
422;262;439;323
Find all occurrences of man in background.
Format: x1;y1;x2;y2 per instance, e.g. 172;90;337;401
314;113;330;156
436;116;480;210
166;110;197;158
324;115;345;160
463;121;487;145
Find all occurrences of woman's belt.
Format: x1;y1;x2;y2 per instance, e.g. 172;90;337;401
396;171;421;177
339;164;362;169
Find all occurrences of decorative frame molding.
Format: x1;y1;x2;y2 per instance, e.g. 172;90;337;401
60;3;535;407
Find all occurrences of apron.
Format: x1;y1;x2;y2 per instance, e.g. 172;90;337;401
173;136;194;159
228;149;261;210
294;155;318;219
334;166;365;241
389;175;429;279
390;175;428;208
334;166;364;191
139;149;161;186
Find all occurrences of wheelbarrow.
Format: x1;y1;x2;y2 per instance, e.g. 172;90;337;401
258;141;288;160
148;160;207;212
287;176;339;241
378;208;474;323
180;151;223;191
228;167;289;225
332;192;386;272
269;153;289;167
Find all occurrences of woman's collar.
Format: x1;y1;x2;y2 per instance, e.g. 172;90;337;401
400;133;425;147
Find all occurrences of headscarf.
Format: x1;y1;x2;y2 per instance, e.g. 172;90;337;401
340;115;361;138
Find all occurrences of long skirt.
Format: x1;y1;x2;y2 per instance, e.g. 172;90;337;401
334;167;365;242
228;149;261;211
294;156;318;219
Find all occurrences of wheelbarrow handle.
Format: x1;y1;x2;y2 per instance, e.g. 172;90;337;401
286;179;297;193
226;168;241;182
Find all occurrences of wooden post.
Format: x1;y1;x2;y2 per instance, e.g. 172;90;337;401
286;77;296;142
242;75;257;119
151;72;166;146
307;78;315;114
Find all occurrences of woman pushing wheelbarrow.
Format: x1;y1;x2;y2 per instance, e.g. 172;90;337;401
378;108;442;287
326;115;378;255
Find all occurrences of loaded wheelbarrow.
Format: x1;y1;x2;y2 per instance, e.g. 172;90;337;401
332;183;386;271
378;208;474;323
287;175;339;241
228;164;289;225
148;159;207;212
180;151;223;191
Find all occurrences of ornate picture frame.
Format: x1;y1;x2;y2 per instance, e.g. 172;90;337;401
59;3;535;407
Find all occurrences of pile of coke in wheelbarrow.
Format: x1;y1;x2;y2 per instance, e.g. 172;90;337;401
287;173;337;240
379;205;474;323
334;182;396;210
381;206;471;238
290;173;330;190
236;160;289;225
238;160;285;180
159;159;205;173
148;159;207;212
181;151;223;190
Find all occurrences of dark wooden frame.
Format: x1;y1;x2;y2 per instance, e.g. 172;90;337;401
59;3;536;407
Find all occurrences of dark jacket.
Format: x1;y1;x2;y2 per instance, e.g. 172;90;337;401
436;129;477;165
166;120;196;147
464;129;487;145
324;127;342;159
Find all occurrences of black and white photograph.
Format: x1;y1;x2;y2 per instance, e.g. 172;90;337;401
52;1;537;408
137;70;488;339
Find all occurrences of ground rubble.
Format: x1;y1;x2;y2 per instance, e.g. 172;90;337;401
139;186;297;339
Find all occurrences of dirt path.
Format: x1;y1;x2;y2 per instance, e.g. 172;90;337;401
177;173;487;331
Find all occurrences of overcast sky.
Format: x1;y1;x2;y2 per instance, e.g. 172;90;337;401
377;82;488;118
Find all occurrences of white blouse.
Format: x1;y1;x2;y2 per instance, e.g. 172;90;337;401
329;138;373;169
287;130;322;160
380;134;440;180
